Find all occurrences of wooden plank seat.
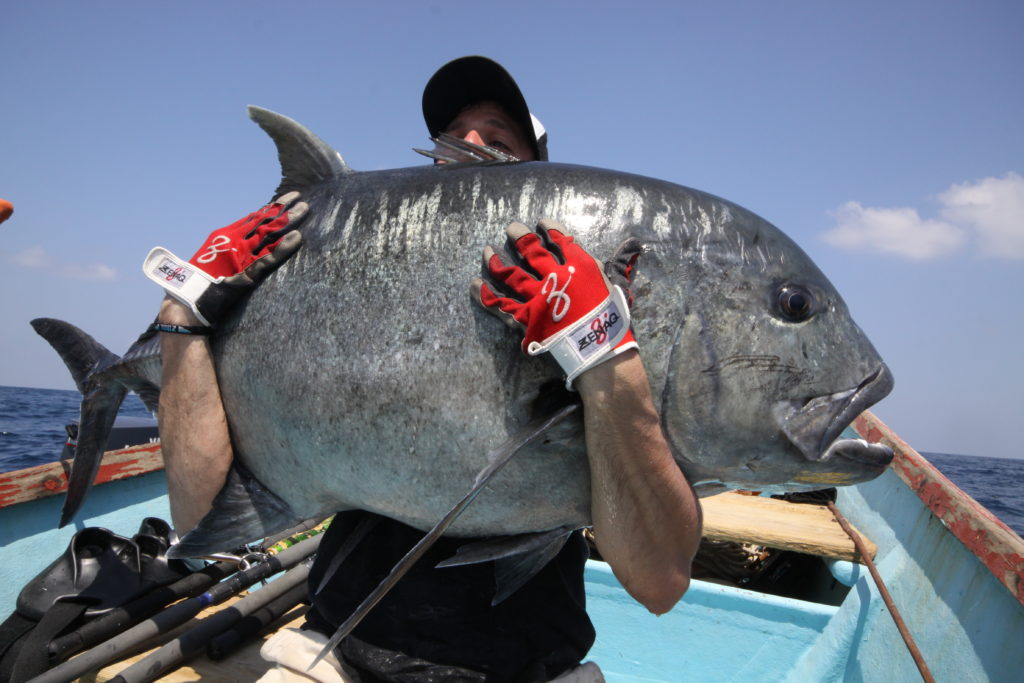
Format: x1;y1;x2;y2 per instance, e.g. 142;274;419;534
700;492;877;562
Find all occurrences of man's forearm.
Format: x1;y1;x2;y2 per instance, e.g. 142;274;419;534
576;349;703;615
158;297;234;534
148;195;304;535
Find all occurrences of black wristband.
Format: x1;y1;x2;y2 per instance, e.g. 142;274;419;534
148;322;214;335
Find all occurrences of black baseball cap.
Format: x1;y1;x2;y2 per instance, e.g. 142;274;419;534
422;56;548;161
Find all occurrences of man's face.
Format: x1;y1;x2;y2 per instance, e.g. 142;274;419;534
441;101;536;161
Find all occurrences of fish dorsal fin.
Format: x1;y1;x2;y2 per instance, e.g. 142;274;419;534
247;106;352;198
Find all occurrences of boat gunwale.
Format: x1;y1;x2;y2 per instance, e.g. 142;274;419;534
4;411;1021;607
854;409;1024;607
0;442;163;509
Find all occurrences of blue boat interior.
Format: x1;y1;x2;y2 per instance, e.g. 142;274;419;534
2;458;1022;681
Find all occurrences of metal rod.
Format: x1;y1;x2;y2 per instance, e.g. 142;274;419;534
827;501;935;683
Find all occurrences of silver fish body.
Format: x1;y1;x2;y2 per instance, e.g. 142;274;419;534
207;109;893;541
35;107;893;551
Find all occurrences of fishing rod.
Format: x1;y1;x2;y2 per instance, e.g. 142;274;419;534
108;560;312;683
207;581;308;660
27;532;322;683
46;560;237;662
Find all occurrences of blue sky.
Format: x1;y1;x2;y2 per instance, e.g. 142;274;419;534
1;1;1021;460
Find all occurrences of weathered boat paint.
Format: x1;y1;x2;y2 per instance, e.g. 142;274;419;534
854;410;1024;606
0;442;163;509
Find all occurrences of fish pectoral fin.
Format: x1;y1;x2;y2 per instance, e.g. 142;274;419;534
168;462;302;559
435;526;575;605
413;132;520;165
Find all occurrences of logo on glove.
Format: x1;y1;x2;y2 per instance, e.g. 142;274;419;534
577;309;622;352
153;257;192;289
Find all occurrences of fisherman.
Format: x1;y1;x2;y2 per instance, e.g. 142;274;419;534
154;56;702;682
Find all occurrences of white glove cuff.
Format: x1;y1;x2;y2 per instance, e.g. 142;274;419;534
142;247;222;326
526;285;633;389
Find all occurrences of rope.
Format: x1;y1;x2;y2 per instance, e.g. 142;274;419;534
826;501;935;683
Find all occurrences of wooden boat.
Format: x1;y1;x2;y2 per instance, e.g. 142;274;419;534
1;410;1021;681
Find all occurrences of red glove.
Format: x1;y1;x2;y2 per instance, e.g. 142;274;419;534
187;196;297;278
143;193;306;327
473;219;638;388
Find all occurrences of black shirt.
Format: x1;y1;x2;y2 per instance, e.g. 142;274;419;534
304;511;595;682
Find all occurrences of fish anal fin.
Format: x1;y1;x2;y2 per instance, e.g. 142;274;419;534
493;532;573;605
169;462;302;559
436;526;575;605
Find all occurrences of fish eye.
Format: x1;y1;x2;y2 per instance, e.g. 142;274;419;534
776;285;816;322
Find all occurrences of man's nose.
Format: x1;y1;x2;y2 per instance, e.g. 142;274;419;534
462;129;486;146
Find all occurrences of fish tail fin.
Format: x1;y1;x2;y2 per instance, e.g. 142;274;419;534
247;105;353;199
31;318;132;527
61;384;128;527
30;318;120;394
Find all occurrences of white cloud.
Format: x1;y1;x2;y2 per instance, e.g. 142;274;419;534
61;263;118;281
938;172;1024;259
823;172;1024;261
8;246;117;280
13;246;51;268
822;202;966;260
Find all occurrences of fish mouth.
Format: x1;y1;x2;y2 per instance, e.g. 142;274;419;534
773;364;894;462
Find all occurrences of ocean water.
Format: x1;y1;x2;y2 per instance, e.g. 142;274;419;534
0;385;152;473
1;385;1021;538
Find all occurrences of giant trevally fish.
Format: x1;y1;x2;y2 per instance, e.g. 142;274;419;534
33;106;894;556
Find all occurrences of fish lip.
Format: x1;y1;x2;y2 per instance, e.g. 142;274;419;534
774;364;894;462
821;438;894;468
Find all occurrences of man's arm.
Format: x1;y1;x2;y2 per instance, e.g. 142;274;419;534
148;195;306;534
576;350;702;615
473;219;702;614
157;298;234;534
